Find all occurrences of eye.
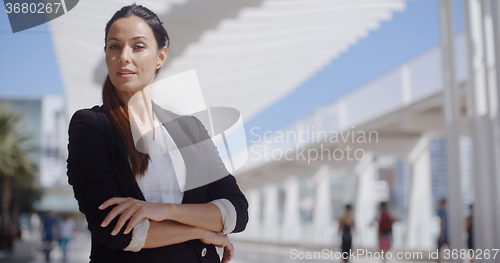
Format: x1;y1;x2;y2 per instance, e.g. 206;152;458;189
108;45;119;50
134;45;145;50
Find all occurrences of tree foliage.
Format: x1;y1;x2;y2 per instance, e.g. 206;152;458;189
0;104;41;250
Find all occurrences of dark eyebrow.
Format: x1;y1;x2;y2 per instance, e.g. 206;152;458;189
107;36;148;42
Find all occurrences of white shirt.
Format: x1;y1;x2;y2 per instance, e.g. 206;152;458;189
135;117;185;204
124;117;236;252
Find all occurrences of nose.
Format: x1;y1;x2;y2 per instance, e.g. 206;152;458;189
119;46;132;64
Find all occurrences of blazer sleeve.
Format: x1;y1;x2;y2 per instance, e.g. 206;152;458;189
66;109;133;250
191;116;249;233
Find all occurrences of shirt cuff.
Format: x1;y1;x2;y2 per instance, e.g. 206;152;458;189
123;218;150;252
210;198;237;235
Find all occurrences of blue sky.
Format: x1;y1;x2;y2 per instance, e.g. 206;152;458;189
246;0;464;137
0;0;464;133
0;3;64;97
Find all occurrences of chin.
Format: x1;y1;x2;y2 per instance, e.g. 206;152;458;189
112;80;134;89
113;84;139;94
117;86;140;93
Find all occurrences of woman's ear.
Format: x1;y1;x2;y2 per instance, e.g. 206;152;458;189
157;46;167;68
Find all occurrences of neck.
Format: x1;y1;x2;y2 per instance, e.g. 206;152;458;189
126;83;157;143
127;84;154;124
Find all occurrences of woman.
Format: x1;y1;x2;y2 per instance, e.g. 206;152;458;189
66;4;248;263
338;204;355;263
371;202;399;263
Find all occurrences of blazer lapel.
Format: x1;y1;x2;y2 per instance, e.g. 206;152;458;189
107;102;204;204
101;106;145;201
151;101;199;203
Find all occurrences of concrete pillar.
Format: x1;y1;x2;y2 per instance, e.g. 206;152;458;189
241;188;261;241
406;136;434;249
281;175;302;243
262;184;280;242
463;1;500;261
487;1;500;260
354;151;378;248
312;164;332;244
438;1;465;260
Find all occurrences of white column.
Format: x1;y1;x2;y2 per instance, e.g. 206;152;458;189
281;175;302;243
438;1;465;260
463;1;499;261
240;189;261;241
262;184;280;242
488;2;500;260
405;136;434;249
354;151;378;248
312;164;332;245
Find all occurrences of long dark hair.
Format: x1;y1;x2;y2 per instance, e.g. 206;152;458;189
102;3;170;177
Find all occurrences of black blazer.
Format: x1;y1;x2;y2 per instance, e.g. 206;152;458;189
66;102;249;263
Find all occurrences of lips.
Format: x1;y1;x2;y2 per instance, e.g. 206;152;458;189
117;68;136;78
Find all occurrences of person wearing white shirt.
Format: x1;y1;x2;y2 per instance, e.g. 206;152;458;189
67;4;248;262
57;213;76;263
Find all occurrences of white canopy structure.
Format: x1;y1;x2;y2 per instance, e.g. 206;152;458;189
48;0;407;121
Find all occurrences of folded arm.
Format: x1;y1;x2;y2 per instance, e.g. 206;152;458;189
98;197;230;236
143;220;234;263
193;116;249;234
142;220;222;248
166;202;224;233
67;109;134;250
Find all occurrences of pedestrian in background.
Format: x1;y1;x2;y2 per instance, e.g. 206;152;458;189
371;202;399;263
338;204;355;263
57;213;76;263
436;199;448;263
42;210;56;262
466;204;474;263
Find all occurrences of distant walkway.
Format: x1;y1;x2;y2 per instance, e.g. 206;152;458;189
0;231;91;263
1;232;452;263
27;231;91;263
230;241;447;263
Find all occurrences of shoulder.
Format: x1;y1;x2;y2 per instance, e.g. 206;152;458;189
68;105;113;138
69;105;109;128
70;105;106;121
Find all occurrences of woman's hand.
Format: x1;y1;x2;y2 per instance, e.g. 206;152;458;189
99;197;171;235
199;230;234;263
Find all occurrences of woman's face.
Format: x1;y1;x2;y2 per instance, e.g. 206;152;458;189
105;15;166;103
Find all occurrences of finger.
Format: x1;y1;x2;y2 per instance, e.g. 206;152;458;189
228;242;234;261
99;197;122;210
101;201;135;227
101;202;133;227
112;205;141;235
221;237;234;263
99;197;130;210
124;208;146;234
222;244;233;263
222;249;229;263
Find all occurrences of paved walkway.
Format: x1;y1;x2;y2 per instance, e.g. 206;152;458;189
2;232;447;263
229;241;443;263
26;231;91;263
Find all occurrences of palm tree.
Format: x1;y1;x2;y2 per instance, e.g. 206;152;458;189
0;105;36;250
